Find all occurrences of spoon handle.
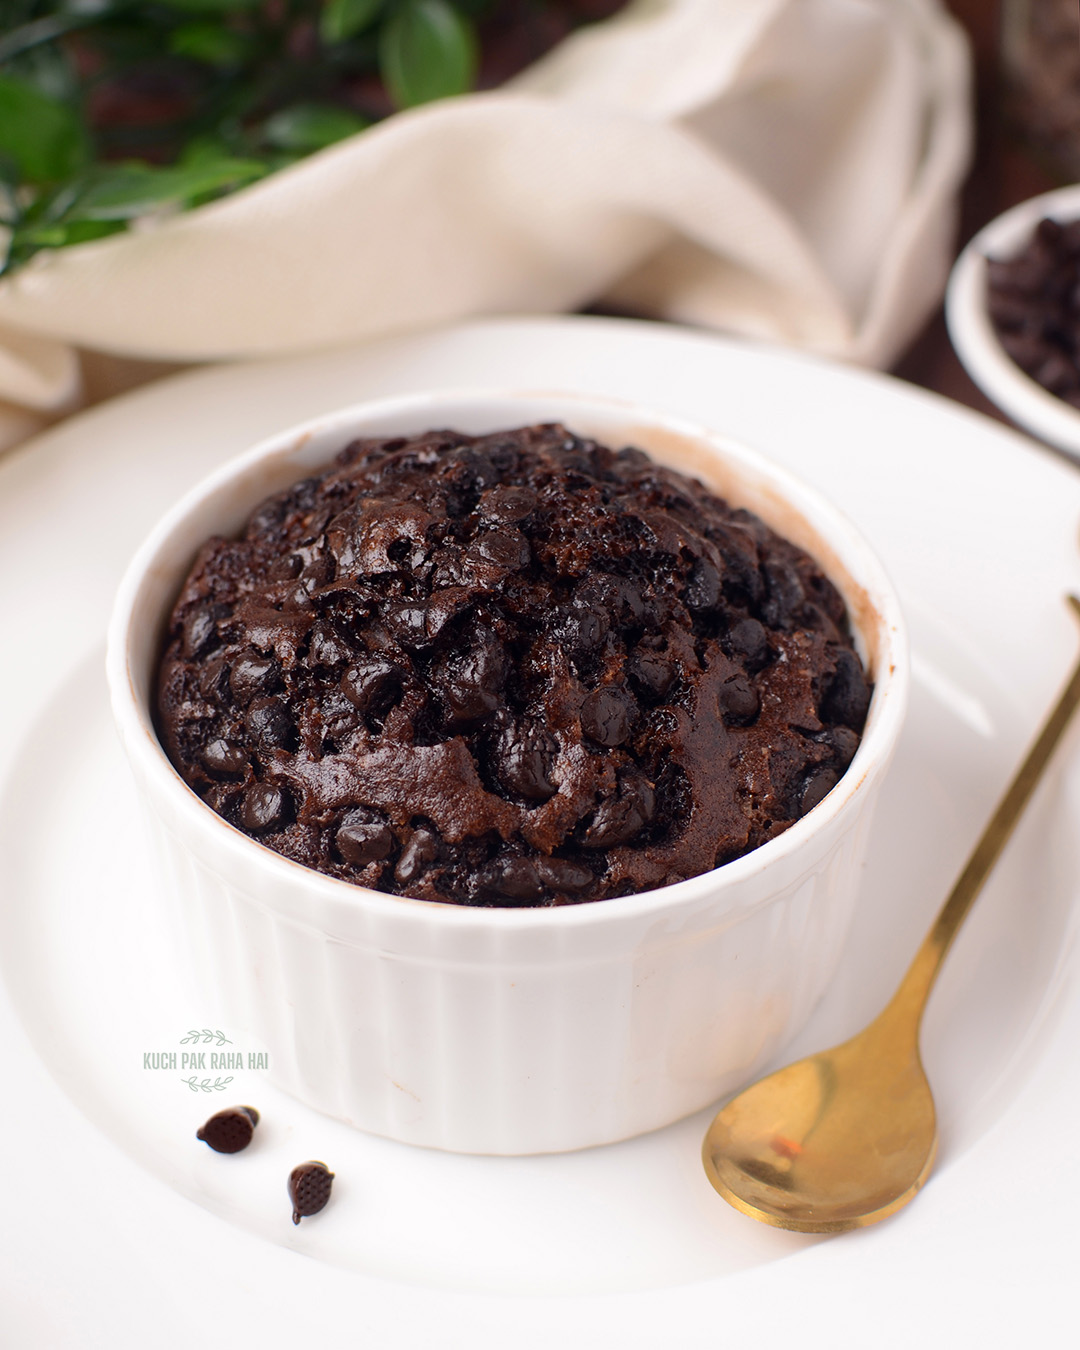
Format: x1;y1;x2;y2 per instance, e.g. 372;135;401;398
884;594;1080;1032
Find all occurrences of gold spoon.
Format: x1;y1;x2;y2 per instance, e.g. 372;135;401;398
703;593;1080;1234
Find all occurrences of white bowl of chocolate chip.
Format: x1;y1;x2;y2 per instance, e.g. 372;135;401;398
107;389;907;1155
947;183;1080;457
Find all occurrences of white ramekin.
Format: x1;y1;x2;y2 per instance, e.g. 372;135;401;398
946;184;1080;457
107;390;908;1155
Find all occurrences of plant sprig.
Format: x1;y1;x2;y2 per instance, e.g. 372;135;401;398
0;0;617;276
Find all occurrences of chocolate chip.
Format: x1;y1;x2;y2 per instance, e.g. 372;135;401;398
580;686;636;747
197;1105;259;1154
300;507;333;545
821;725;860;768
472;528;531;570
626;649;676;702
725;616;768;667
801;767;840;814
557;602;609;657
683;558;722;613
615;444;650;469
583;769;656;848
577;574;646;629
230;650;280;703
325;595;373;646
268;552;303;580
435;629;506;726
535;856;593;895
341;657;403;718
245;697;297;751
290;477;320;510
384;602;430;650
288;1160;334;1224
242;782;287;833
248;495;287;538
988;289;1036;328
762;557;805;626
480;484;537;522
1037;217;1065;248
491;720;557;801
318;690;360;746
718;672;760;725
395;827;439;885
336;809;394;866
988;216;1080;404
300;555;334;593
715;535;764;607
446;446;497;494
198;655;231;702
182;604;221;660
309;623;352;667
475;856;544;904
820;648;871;730
558;447;598;477
199;738;248;779
1035;349;1078;393
999;328;1051;372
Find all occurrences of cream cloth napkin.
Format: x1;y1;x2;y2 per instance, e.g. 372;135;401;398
0;0;970;451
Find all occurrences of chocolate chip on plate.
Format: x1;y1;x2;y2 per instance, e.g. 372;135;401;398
197;1105;259;1154
288;1160;334;1224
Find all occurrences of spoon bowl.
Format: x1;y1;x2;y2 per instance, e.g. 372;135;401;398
703;594;1080;1233
703;1009;937;1232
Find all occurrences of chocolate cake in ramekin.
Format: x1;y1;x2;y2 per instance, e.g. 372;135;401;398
108;391;907;1154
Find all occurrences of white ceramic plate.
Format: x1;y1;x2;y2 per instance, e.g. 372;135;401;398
2;317;1080;1347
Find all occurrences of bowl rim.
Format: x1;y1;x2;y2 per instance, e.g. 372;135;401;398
945;183;1080;457
106;387;908;933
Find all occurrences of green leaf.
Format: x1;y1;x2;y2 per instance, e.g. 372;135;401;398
1;215;127;278
168;20;251;66
261;103;369;152
0;76;88;184
17;218;124;248
72;158;266;219
53;218;127;245
378;0;477;110
320;0;384;45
